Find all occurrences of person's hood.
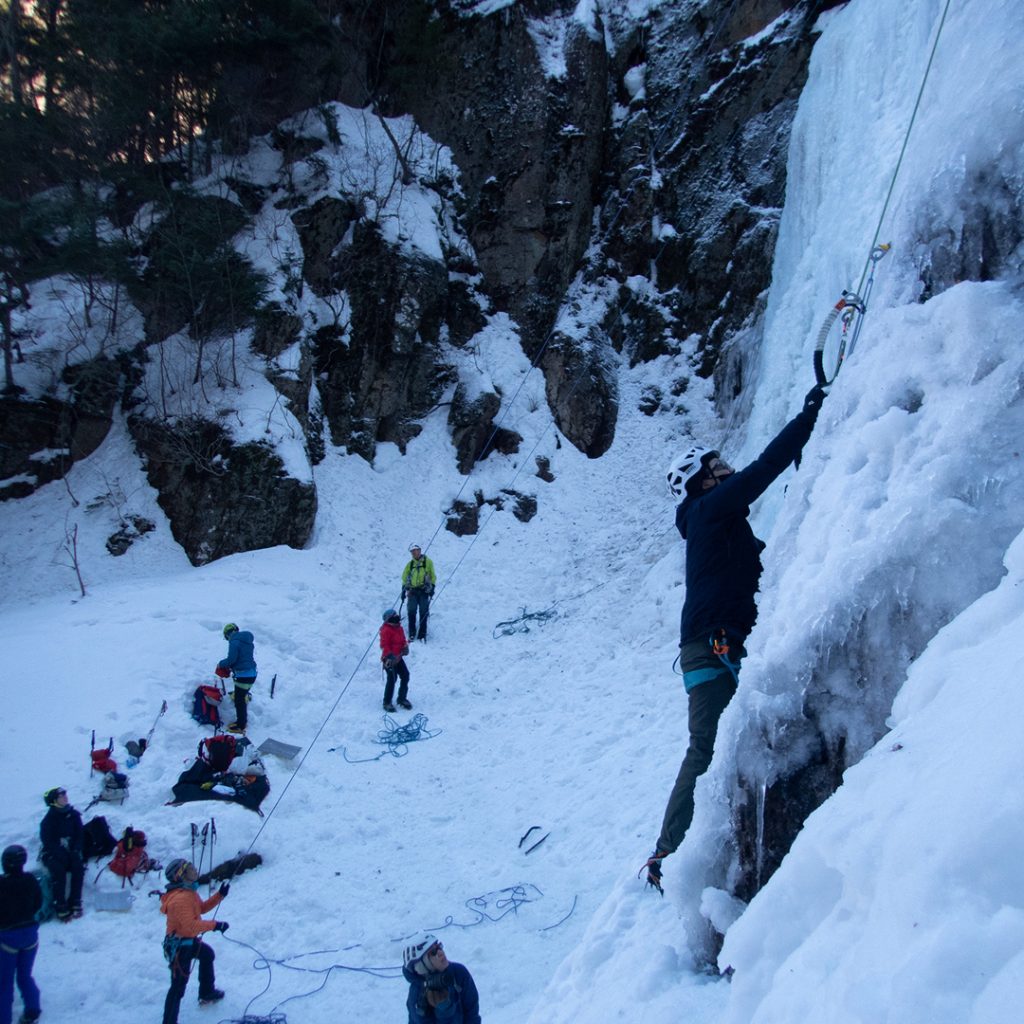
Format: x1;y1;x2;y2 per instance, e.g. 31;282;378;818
676;492;703;540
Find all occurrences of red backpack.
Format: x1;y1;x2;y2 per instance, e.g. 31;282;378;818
103;828;157;887
198;734;238;773
191;685;224;728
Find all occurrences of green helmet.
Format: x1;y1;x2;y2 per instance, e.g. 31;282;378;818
223;623;239;639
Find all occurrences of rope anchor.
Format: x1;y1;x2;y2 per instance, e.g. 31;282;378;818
812;245;890;385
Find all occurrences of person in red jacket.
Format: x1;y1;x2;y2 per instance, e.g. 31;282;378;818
159;859;230;1024
380;608;412;713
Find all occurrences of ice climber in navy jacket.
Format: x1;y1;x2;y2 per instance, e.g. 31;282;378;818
402;937;480;1024
644;384;828;893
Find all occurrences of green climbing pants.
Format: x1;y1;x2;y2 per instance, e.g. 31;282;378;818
656;636;744;856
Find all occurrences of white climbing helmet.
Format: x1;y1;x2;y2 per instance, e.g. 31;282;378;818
665;445;718;498
409;542;422;553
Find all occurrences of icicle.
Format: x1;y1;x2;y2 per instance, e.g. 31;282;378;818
755;777;767;892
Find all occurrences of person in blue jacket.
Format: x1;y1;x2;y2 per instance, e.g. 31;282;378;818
217;624;257;735
38;787;83;922
643;384;828;893
402;937;480;1024
0;844;42;1024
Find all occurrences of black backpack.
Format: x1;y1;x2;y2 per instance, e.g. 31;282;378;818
81;815;118;860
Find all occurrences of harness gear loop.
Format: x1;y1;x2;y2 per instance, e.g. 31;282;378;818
711;629;741;685
711;628;730;658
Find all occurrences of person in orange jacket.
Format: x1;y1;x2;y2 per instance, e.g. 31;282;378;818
380;608;412;713
159;859;230;1024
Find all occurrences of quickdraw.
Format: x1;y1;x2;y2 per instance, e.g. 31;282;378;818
813;243;890;385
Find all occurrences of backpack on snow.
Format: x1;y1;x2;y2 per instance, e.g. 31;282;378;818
98;771;130;804
191;685;224;728
105;827;158;886
82;815;118;861
198;733;237;773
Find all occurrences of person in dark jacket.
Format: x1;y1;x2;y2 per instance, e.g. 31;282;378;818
217;623;257;735
402;937;480;1024
644;385;828;893
38;788;84;922
402;544;437;641
0;845;42;1024
380;609;412;713
159;858;229;1024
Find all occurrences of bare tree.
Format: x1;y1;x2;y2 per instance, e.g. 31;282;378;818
58;518;87;598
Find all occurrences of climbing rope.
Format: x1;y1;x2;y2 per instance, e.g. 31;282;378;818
329;712;441;762
214;883;577;1020
205;0;813;935
813;0;953;384
492;605;559;638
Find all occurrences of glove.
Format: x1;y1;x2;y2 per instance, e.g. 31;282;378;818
218;883;230;897
215;665;231;679
425;583;435;596
213;921;229;932
402;587;409;599
401;645;410;656
384;654;396;668
803;383;829;415
200;781;214;790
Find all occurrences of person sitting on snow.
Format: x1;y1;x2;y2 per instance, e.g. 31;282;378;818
159;859;230;1024
402;936;480;1024
39;787;84;922
644;383;828;894
380;609;413;713
216;623;257;735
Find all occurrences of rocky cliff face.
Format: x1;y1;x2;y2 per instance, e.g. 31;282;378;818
1;0;836;539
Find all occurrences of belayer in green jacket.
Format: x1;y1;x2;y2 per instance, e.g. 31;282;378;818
402;544;436;641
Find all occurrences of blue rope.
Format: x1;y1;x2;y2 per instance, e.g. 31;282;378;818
220;933;405;1022
329;713;441;762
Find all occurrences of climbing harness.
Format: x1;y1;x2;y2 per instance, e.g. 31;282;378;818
711;628;741;686
330;712;441;762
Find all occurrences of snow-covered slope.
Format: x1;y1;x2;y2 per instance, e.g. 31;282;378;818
1;2;1022;1024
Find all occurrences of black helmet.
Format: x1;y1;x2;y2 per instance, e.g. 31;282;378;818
2;845;28;873
165;858;193;884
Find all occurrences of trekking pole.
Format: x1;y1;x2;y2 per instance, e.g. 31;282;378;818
208;818;217;895
270;673;277;699
90;730;96;775
145;700;169;749
198;823;209;878
190;823;197;865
